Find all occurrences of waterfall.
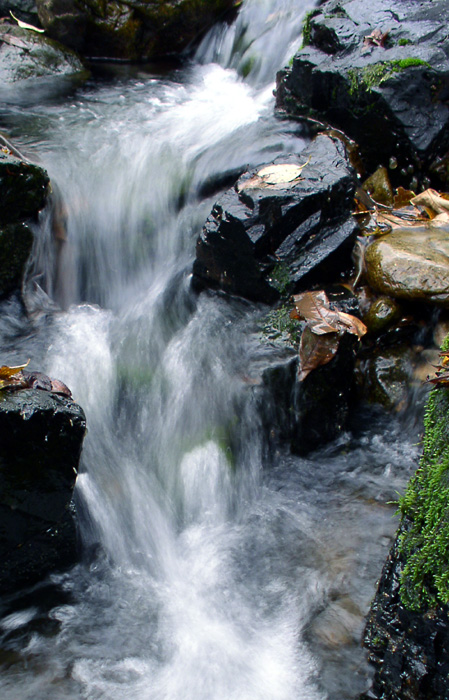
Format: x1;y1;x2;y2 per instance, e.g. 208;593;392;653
0;2;420;699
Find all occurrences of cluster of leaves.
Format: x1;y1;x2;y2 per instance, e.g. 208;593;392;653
291;291;367;380
399;336;449;610
426;350;449;387
0;361;71;396
354;184;449;236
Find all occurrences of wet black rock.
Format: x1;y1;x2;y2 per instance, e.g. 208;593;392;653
259;332;357;456
0;389;86;595
276;0;449;187
36;0;239;60
363;523;449;700
0;148;49;298
193;133;358;303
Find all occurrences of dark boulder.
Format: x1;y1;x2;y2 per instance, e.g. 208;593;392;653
0;388;86;594
259;321;357;456
36;0;239;61
363;523;449;700
276;0;449;188
193;133;358;303
0;147;49;298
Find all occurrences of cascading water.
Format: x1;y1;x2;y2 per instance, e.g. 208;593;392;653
0;1;423;699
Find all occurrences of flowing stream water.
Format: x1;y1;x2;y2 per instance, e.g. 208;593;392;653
0;2;424;698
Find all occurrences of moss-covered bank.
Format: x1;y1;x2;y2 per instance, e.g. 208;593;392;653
398;334;449;611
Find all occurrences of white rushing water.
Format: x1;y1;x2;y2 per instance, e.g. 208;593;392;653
0;1;423;699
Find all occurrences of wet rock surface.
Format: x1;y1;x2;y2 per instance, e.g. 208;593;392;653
276;0;449;187
0;389;86;595
365;228;449;306
193;133;358;303
0;23;86;83
0;148;49;298
36;0;238;60
363;524;449;700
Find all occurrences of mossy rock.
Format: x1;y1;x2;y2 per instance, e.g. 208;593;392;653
399;336;449;609
0;24;87;82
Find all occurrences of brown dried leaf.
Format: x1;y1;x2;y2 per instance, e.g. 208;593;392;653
393;187;416;209
411;188;449;220
298;326;340;381
363;28;390;49
292;291;367;338
50;378;72;397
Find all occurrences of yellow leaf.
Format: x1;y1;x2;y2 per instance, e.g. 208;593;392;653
0;359;29;379
10;11;45;33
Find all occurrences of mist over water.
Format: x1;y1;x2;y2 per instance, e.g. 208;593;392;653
0;1;423;698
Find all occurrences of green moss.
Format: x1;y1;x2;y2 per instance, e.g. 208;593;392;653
301;9;320;48
398;333;449;610
270;262;291;296
260;303;301;348
398;38;413;47
347;58;432;95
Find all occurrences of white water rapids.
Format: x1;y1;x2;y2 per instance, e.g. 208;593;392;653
0;1;422;698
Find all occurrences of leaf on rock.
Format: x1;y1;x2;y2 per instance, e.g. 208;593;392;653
239;157;311;191
292;290;367;338
298;326;340;381
10;11;44;33
411;189;449;223
363;28;389;49
0;359;29;379
393;187;415;209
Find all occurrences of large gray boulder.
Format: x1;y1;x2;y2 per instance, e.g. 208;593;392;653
0;23;86;83
0;388;86;594
36;0;239;60
193;133;358;303
276;0;449;188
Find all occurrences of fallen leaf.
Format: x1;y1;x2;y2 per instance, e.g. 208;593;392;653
298;326;339;381
291;290;367;338
10;10;44;33
411;188;449;221
0;359;29;379
393;186;415;209
239;157;311;191
363;28;389;49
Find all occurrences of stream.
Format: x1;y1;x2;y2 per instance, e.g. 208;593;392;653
0;1;424;698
